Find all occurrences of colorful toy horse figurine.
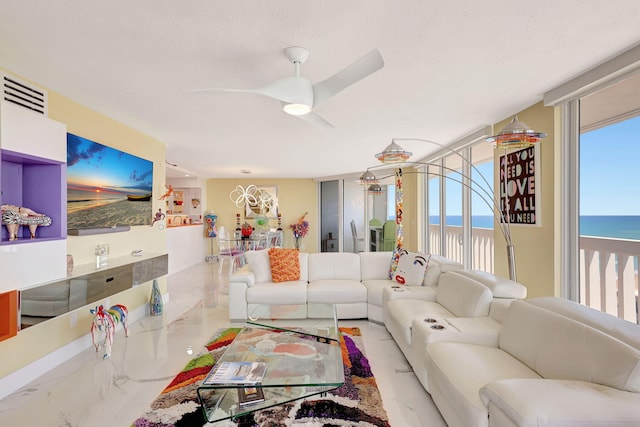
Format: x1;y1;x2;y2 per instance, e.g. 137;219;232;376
90;304;129;359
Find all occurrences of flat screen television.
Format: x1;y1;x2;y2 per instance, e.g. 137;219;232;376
66;133;153;231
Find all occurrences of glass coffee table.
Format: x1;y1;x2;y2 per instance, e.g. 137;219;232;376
197;304;344;423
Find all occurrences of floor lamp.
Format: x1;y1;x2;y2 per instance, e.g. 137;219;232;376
362;117;545;281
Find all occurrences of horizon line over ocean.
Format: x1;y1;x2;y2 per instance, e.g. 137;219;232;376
430;215;640;241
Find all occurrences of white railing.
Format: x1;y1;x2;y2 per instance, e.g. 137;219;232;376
430;226;639;324
580;236;639;324
429;225;494;273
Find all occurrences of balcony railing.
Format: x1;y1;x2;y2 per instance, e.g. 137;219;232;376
429;225;495;273
580;236;639;324
430;225;639;324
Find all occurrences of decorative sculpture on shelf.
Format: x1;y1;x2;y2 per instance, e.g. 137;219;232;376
1;204;52;240
90;304;129;359
241;221;253;238
150;279;163;316
151;208;165;228
158;184;174;201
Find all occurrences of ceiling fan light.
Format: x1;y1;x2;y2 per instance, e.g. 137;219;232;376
282;103;311;116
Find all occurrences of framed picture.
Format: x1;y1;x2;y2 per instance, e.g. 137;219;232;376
245;186;279;219
498;144;540;226
66;133;153;230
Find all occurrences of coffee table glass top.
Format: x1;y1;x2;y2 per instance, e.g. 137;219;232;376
197;304;344;423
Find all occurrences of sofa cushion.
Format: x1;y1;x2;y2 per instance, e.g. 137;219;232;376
526;296;640;351
268;248;300;283
244;249;272;283
386;299;454;346
422;254;464;286
480;378;640;427
359;251;394;281
436;271;493;317
361;279;392;307
307;280;366;304
500;300;640;393
308;252;361;282
392;251;430;286
246;281;307;305
426;342;541;427
454;270;527;299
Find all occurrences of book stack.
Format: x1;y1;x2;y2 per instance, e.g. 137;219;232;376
203;361;267;385
203;361;268;407
238;386;265;406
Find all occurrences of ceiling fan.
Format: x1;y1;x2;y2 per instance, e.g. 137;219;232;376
191;46;384;127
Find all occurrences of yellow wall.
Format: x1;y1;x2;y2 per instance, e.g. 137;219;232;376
0;72;168;378
493;102;557;298
399;172;419;252
206;178;318;251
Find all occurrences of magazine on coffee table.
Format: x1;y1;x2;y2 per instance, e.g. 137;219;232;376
203;361;267;385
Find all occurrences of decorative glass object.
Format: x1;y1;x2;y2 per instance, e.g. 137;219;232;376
150;279;163;316
95;244;109;269
234;213;242;240
66;254;74;274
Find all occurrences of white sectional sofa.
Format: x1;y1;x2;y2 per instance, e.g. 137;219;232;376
228;249;463;322
425;297;640;427
229;248;640;426
359;251;463;323
384;269;527;390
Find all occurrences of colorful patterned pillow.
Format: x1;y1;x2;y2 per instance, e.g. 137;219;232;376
268;248;301;283
392;251;430;286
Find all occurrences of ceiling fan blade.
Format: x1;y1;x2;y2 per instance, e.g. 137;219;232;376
188;88;254;94
190;77;314;109
297;111;334;128
311;49;384;108
254;76;314;106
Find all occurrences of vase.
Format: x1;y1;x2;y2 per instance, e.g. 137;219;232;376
150;279;163;316
294;236;302;250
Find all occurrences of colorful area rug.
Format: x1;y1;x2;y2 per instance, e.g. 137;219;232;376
131;327;390;427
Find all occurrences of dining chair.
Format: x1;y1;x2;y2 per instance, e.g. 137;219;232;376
350;219;365;253
216;226;245;276
382;220;397;251
267;230;283;248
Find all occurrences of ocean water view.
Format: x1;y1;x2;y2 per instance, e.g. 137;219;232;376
431;215;640;241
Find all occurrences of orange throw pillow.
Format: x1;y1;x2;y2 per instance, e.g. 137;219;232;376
268;248;301;283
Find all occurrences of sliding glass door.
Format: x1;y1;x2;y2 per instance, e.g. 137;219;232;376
577;76;640;323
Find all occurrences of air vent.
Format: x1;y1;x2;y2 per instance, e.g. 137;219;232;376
2;72;48;116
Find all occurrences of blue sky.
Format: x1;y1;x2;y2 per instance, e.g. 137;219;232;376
429;160;495;217
427;114;640;217
580;115;640;215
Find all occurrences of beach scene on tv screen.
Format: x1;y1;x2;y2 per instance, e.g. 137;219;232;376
67;133;153;229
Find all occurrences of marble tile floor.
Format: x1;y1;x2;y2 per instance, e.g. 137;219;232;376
0;261;446;427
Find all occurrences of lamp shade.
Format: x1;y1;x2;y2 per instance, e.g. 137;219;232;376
359;170;378;184
487;115;546;148
375;141;412;163
367;183;383;195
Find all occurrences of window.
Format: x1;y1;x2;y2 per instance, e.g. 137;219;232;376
422;136;495;273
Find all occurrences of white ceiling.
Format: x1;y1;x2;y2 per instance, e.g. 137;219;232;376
1;1;640;179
